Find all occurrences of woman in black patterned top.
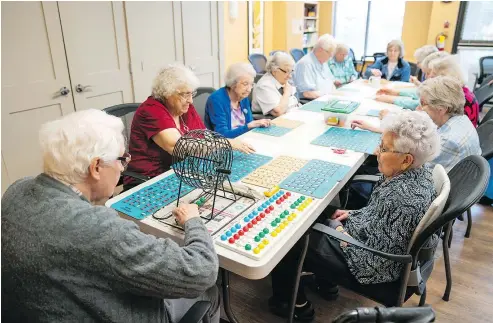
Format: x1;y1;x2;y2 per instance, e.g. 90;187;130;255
269;110;441;322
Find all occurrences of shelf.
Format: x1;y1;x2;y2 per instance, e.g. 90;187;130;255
304;2;319;6
304;17;318;20
303;45;315;49
304;30;318;33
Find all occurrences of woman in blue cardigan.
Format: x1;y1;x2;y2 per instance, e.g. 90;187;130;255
364;40;411;82
205;62;271;138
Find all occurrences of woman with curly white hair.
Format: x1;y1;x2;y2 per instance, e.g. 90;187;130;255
125;64;254;190
269;110;440;321
2;109;220;322
411;45;439;84
252;52;299;117
205;62;271;138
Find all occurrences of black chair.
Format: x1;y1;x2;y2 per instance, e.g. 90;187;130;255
177;301;212;323
103;103;150;185
479;74;493;88
440;156;490;301
409;62;419;77
373;52;386;61
194;87;216;126
474;56;493;89
248;53;267;74
474;83;493;114
332;306;435;323
480;106;493;125
290;48;305;63
359;53;386;78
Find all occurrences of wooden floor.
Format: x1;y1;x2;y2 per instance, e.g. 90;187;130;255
220;204;493;323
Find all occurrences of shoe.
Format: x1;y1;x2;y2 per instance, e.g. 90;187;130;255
313;284;339;301
268;297;315;322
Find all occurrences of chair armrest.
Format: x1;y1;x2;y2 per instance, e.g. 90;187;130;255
177;301;211;323
122;170;150;183
312;224;412;264
351;174;380;184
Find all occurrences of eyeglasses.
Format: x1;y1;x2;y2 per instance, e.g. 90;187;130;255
378;143;406;155
117;152;131;170
278;67;293;75
177;91;197;100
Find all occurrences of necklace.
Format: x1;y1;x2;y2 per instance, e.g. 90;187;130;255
179;116;189;134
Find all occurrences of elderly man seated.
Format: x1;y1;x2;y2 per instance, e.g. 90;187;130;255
328;43;358;87
293;34;337;100
268;111;440;321
1;109;220;323
205;62;271;138
353;76;481;172
252;52;300;117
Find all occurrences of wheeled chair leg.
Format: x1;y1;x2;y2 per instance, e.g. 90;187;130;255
465;208;472;238
419;286;427;306
443;223;452;301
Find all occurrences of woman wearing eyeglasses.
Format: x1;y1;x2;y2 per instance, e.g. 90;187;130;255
328;43;358;87
205;62;271;138
252;52;300;117
268;110;439;321
124;64;253;191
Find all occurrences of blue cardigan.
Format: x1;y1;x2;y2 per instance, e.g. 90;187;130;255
364;57;411;82
205;87;253;138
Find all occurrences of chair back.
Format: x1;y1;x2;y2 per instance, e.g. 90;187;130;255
103;103;140;149
373;52;386;61
411;156;490;256
248;54;267;74
479;56;493;83
474;82;493;111
193;87;215;125
348;48;357;68
332;307;436;323
290;48;305;63
477;120;493;160
407;165;450;252
480;107;493;125
409;62;419;77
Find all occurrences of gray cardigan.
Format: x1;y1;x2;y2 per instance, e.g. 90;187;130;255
1;174;218;322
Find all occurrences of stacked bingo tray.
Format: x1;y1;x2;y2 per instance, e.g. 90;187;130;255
215;186;316;260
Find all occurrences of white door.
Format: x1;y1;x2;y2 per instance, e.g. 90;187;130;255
125;1;184;102
58;1;133;110
1;1;75;185
181;1;220;88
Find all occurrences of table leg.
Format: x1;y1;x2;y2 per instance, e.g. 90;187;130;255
221;268;240;323
287;233;310;323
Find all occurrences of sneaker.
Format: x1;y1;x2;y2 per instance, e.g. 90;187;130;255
268;297;315;322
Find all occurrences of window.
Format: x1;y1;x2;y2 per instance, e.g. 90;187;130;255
333;1;406;59
460;1;493;43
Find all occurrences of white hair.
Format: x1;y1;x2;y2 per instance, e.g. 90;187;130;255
381;110;440;167
429;55;465;85
39;109;125;184
335;43;349;54
265;52;295;73
314;34;337;52
414;45;438;64
225;62;256;87
420;51;449;71
152;63;200;101
418;75;465;116
387;39;405;58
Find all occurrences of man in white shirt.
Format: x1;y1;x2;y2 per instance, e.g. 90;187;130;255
252;52;299;117
292;34;337;100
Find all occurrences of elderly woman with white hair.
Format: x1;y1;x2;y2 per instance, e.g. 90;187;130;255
125;64;254;190
2;109;221;322
375;51;451;111
328;43;358;87
412;45;439;84
293;34;337;99
353;76;481;173
252;52;299;117
364;39;411;82
205;62;271;138
269;111;439;321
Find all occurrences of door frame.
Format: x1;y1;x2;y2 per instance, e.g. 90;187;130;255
217;1;226;87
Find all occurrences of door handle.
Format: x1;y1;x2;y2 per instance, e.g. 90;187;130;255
75;84;93;93
52;87;70;98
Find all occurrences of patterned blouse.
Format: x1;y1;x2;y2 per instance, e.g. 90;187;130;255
343;167;436;284
328;56;358;84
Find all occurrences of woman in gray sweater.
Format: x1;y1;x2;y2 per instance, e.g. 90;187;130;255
1;109;220;323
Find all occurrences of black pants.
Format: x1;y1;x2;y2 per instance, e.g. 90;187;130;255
271;208;355;304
